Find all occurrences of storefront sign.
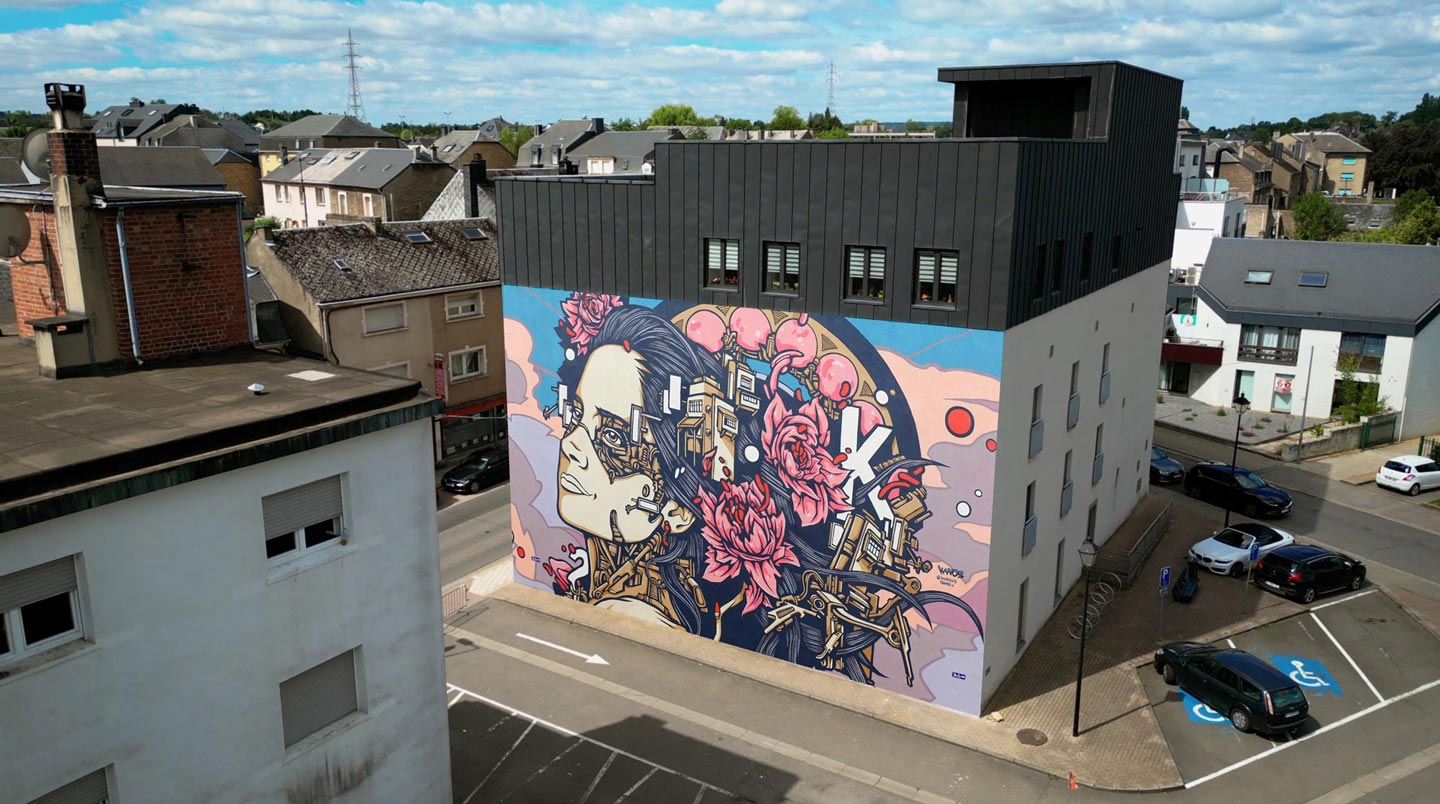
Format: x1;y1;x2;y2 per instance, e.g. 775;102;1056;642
434;353;447;401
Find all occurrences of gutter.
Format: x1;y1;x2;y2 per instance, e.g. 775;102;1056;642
114;210;143;363
315;279;501;309
236;203;255;343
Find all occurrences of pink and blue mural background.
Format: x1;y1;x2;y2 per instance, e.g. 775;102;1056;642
504;285;1002;715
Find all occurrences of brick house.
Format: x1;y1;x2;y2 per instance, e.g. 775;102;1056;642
261;148;454;228
2;86;250;366
428;129;516;170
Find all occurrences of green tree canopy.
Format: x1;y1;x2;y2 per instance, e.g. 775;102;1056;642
643;104;707;128
498;124;534;157
1395;189;1432;224
770;105;805;130
608;118;639;131
1293;193;1348;241
1366;124;1440;198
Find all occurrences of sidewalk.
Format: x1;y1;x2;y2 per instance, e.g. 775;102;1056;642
1155;393;1305;446
1287;437;1426;487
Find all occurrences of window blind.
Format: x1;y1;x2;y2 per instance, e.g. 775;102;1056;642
0;556;77;612
262;477;343;539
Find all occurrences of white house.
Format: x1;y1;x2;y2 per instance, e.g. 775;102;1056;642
1165;238;1440;439
1168;120;1247;315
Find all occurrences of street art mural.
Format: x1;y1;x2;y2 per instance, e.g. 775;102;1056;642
505;285;1002;715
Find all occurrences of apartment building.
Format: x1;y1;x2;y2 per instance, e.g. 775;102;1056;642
494;61;1181;715
261;148;454;228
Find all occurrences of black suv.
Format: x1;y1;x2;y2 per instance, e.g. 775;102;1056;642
1254;544;1365;604
1184;462;1292;517
441;448;510;494
1154;642;1309;735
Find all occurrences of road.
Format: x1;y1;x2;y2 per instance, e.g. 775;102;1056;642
437;482;513;588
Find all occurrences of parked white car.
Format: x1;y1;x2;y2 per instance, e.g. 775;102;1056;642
1188;522;1295;577
1375;455;1440;496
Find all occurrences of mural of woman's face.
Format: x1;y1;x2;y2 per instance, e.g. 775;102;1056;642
558;344;693;543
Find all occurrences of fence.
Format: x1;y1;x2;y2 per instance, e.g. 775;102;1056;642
1421;435;1440;462
1092;500;1172;590
1279;411;1399;461
441;585;471;619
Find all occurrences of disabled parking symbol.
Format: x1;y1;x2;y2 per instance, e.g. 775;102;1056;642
1180;690;1230;727
1270;655;1342;697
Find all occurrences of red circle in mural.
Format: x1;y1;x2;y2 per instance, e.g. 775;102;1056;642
945;406;975;438
515;546;526;558
985;438;997;452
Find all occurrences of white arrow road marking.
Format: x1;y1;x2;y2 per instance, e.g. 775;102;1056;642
515;632;609;665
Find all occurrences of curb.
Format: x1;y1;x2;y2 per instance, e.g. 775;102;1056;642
485;581;1186;793
1154;419;1280;460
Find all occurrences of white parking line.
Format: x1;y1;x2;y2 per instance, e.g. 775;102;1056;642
446;683;735;799
1226;638;1238;648
1310;590;1377;611
462;720;534;804
1311;612;1385;703
1184;676;1440;788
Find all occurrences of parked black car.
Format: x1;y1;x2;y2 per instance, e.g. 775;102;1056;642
1150;446;1184;484
441;449;510;494
1254;544;1365;604
1184;462;1292;517
1154;642;1309;735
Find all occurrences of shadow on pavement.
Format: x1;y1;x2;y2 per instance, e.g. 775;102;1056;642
449;699;789;804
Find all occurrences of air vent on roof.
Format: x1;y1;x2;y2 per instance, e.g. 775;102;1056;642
404;231;432;244
322;155;337;164
334;259;352;272
346;150;360;159
1298;271;1328;287
463;226;487;241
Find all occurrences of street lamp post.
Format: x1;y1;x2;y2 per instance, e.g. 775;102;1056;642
1073;538;1099;738
1224;393;1251;528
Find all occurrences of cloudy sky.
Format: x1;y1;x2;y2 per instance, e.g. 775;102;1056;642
1;0;1438;128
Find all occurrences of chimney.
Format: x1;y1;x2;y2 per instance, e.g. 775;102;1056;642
462;156;487;218
533;123;546;137
279;144;290;165
34;82;124;376
589;117;604;134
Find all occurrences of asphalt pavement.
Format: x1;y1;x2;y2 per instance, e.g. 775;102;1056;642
438;482;513;588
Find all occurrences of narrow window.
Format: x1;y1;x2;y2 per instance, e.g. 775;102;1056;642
844;246;886;301
704;238;741;290
1102;343;1110;374
1095;423;1104;457
314;187;326;207
1050;238;1065;294
1016;579;1029;652
1032;384;1043;424
1110;234;1122;274
914;248;959;308
1054;539;1067;605
1025;481;1036;521
1070;361;1080;396
763;241;801;294
1032;243;1048;299
1079;232;1094;283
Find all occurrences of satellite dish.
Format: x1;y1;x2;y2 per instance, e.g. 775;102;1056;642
0;205;32;258
21;127;52;183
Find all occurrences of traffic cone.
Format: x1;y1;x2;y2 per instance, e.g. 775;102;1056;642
1068;772;1077;791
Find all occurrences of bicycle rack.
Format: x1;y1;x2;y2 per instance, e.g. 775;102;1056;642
1068;571;1123;639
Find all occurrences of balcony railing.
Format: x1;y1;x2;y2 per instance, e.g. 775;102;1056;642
1029;418;1044;459
1060;481;1074;518
1339;354;1384;374
1091;452;1105;485
1164;335;1224;348
1237;344;1300;365
1067;393;1081;430
1098;371;1111;405
1179;189;1248;202
1022;515;1038;557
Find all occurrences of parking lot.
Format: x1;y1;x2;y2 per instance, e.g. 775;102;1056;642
1140;586;1440;789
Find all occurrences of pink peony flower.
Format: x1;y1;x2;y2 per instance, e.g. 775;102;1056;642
760;394;852;527
700;479;798;615
560;292;623;354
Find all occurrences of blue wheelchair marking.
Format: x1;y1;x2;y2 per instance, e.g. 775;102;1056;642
1181;690;1230;727
1270;655;1342;697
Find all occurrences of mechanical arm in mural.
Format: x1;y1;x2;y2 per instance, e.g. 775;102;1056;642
541;292;983;687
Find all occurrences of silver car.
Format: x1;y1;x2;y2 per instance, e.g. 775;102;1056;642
1188;522;1295;577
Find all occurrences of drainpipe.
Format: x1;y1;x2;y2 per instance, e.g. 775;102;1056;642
114;209;143;363
236;202;255;343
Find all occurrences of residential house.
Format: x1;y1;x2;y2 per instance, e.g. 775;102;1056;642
850;122;935;139
495;61;1182;715
429;129;516;169
520;118;604;168
95;145;228;193
1276;131;1370;197
133;114;247;151
475;116;513;141
0;137;32;185
1163;238;1440;439
1170;120;1247;299
261;148;454;228
648;124;727;140
1;84;450;804
259;115;401;176
90;98;200;145
203;148;263;212
1175;119;1204;182
217;117;262;151
567;130;682;174
1205;141;1272;238
248;218;506;456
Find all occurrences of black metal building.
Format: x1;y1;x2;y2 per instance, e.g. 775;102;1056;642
498;61;1182;332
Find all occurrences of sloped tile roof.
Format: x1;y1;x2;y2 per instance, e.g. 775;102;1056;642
97;146;226;189
266;114;394;140
265;218;498;303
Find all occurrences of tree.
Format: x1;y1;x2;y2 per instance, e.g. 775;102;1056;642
1366;124;1440;198
1292;193;1348;241
904;119;923;133
770;105;805;131
643;104;706;128
1180;105;1191;120
1395;189;1431;224
1394;196;1440;244
498;124;534;157
1401;93;1440;126
609;118;639;131
815;128;848;139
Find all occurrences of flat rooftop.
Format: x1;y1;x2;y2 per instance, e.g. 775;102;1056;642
0;335;439;530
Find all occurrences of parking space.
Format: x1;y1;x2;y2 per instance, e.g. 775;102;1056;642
1140;588;1440;788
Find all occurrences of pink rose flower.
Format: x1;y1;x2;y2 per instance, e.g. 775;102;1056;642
700;479;798;615
560;292;623;354
761;394;852;527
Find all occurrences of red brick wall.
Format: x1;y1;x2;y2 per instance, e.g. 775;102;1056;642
3;205;66;338
98;203;250;360
48;131;102;183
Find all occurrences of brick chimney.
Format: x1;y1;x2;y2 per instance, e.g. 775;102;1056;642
34;82;124;375
462;156;487;218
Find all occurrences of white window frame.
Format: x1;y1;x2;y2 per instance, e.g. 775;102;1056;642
363;194;374;216
262;477;347;568
369;361;410;379
449;346;487;381
337;190;347;214
315;187;327;207
0;558;85;669
361;302;407;335
445;290;483;321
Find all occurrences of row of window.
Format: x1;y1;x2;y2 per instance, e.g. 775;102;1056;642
362;291;484;335
1029;343;1113;456
703;238;962;308
275;185;379;218
1031;232;1112;301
